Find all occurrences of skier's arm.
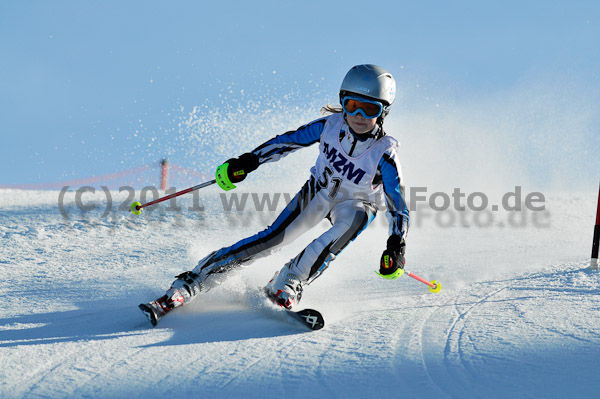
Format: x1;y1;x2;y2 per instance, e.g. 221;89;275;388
378;148;409;242
215;117;327;190
376;148;409;278
250;117;327;164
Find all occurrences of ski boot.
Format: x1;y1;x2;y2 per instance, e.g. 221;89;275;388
264;269;303;310
139;271;204;326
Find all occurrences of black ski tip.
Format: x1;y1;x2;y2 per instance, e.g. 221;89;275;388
138;303;158;327
294;308;325;331
261;287;325;331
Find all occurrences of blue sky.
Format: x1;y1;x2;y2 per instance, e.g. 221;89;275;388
1;0;598;187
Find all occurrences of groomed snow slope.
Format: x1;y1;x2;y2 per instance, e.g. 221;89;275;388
1;188;599;398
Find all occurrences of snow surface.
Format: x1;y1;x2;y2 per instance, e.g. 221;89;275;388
1;185;599;398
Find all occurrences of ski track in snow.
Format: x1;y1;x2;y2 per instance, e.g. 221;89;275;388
1;189;599;398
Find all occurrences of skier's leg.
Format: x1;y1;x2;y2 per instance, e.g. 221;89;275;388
165;177;328;308
266;200;376;309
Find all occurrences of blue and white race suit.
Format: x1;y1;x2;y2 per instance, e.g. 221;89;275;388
194;112;409;285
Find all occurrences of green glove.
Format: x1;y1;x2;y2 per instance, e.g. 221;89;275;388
377;235;406;280
215;153;259;191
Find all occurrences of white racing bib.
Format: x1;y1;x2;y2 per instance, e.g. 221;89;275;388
310;114;397;208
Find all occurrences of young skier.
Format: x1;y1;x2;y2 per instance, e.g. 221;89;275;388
141;64;409;325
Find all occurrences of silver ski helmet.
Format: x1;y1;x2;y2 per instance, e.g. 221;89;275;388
339;64;396;118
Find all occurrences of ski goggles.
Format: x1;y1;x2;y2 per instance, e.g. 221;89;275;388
341;96;384;119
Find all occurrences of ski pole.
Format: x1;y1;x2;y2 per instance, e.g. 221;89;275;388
129;179;217;215
590;180;600;270
405;269;441;293
375;267;441;293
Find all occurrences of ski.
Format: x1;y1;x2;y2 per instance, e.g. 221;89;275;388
139;292;325;331
262;288;325;331
282;308;325;331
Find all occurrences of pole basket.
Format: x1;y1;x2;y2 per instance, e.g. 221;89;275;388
591;181;600;271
